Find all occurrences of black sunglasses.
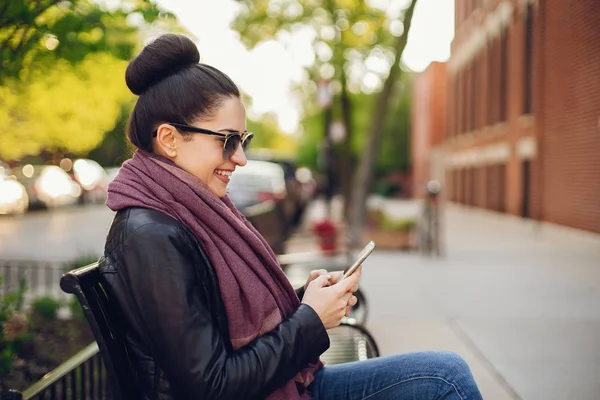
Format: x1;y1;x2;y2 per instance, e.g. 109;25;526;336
153;122;254;160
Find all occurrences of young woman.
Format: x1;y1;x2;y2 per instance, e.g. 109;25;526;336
101;33;483;400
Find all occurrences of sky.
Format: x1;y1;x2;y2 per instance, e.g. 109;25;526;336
150;0;455;132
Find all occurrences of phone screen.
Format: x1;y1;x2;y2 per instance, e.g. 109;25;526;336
342;241;375;280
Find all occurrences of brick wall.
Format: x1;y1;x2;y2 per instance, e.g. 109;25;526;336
539;0;600;232
424;0;600;233
411;63;447;198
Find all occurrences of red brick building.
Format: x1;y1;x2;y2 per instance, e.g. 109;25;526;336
411;62;447;198
413;0;600;233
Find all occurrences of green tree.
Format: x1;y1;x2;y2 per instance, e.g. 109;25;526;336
348;0;417;247
231;0;418;243
0;0;174;83
0;0;181;162
247;113;299;154
0;52;131;160
87;101;135;167
298;73;412;184
233;0;403;206
377;74;412;175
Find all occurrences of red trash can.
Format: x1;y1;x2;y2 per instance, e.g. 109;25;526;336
312;219;338;253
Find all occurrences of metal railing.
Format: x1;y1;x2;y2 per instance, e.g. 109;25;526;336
20;342;110;400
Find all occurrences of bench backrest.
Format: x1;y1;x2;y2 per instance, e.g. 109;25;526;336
60;262;141;400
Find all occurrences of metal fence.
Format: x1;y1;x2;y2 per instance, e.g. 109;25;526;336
1;260;71;304
19;343;110;400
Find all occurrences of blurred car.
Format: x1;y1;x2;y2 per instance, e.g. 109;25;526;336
228;160;287;207
227;160;293;253
70;159;109;204
0;161;29;215
14;164;82;209
246;150;316;227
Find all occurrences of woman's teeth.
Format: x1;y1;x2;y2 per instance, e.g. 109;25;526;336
215;170;231;177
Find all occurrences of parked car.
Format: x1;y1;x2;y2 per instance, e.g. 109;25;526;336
227;160;293;253
246;150;316;227
0;161;28;215
228;160;286;205
70;159;109;204
14;164;82;209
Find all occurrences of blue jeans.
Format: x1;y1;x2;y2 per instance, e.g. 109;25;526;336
307;351;483;400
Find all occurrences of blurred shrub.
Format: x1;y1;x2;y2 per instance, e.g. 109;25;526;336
31;296;61;320
0;276;29;376
373;180;403;198
366;208;384;228
380;215;416;233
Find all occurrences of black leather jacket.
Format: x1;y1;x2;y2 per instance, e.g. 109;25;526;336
99;207;330;400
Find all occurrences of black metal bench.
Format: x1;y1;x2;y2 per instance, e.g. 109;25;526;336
61;262;140;400
5;261;379;399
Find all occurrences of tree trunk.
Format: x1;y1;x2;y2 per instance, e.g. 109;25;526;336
347;0;418;249
339;67;354;222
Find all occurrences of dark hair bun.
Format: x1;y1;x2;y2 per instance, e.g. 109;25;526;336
125;34;200;95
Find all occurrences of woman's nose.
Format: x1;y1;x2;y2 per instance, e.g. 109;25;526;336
229;143;247;166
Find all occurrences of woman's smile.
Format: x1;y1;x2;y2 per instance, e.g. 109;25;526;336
214;168;233;183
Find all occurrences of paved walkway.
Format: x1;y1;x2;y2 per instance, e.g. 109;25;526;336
286;197;600;400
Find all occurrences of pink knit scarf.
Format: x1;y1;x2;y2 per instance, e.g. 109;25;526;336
106;150;320;399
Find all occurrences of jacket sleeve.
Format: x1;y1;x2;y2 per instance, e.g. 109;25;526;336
295;286;305;300
120;222;329;400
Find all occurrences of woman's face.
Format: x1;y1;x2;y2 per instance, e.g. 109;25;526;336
155;96;248;198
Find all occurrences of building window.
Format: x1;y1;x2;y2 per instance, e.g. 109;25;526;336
487;40;496;126
523;2;534;115
466;63;472;133
463;68;469;134
500;28;509;122
462;168;469;204
477;52;485;129
454;75;460;136
471;57;478;131
447;77;454;138
458;73;462;135
497;164;506;212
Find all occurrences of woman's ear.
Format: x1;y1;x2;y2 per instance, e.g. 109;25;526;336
153;124;178;158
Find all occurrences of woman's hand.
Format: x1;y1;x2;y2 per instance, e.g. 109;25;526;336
304;268;360;293
303;269;343;290
301;266;362;329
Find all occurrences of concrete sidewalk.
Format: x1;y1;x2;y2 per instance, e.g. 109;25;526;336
285;198;600;400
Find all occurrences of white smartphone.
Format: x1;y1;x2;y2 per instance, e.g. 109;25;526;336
342;241;375;280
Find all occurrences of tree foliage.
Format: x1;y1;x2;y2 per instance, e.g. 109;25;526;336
298;74;412;175
231;0;404;93
0;53;131;160
247;113;300;154
231;0;418;225
0;0;174;83
0;0;178;162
